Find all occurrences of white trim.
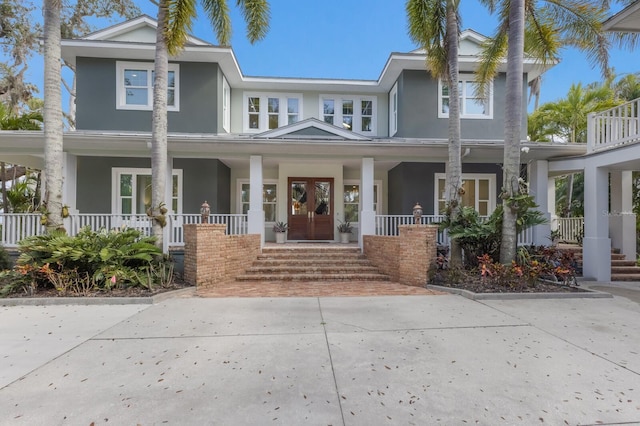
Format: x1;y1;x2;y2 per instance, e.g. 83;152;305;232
222;76;231;132
343;179;382;223
85;15;209;45
319;95;377;136
242;92;303;133
116;61;180;111
237;179;278;222
112;167;183;215
389;82;398;136
434;173;496;214
437;75;493;120
254;118;371;140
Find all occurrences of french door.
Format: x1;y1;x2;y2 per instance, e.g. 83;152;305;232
288;177;334;240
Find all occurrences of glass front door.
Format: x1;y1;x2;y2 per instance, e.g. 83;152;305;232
288;177;334;240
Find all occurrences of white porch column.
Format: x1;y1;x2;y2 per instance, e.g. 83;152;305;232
248;155;265;247
583;165;611;281
62;153;78;214
609;170;636;260
548;177;557;232
359;157;375;249
528;160;551;245
162;156;173;254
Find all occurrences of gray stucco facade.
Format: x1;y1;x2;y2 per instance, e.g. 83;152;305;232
76;156;230;214
75;58;220;133
388;162;504;215
394;70;527;140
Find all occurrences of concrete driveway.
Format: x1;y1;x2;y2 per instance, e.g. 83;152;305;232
1;290;639;425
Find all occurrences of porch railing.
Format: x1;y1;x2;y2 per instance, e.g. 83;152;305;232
555;217;584;243
0;213;248;248
588;99;640;152
374;214;534;246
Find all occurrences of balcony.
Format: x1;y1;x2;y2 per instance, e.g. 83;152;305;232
588;98;640;153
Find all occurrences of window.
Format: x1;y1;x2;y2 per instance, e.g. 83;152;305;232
238;181;277;222
243;93;302;132
438;75;492;119
435;173;495;215
389;82;398;136
343;181;381;223
320;95;377;135
112;168;182;215
116;61;180;111
222;76;231;132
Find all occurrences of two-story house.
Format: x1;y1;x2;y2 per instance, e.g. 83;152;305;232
0;15;586;248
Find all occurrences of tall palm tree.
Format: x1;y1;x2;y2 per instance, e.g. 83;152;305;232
150;0;270;250
406;0;464;265
477;0;626;263
43;0;64;232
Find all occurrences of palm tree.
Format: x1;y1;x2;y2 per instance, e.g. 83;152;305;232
406;0;464;265
150;0;270;250
477;0;626;263
43;0;64;232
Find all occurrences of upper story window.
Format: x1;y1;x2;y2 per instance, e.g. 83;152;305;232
320;95;377;135
116;61;180;111
389;83;398;136
243;93;302;132
438;75;492;119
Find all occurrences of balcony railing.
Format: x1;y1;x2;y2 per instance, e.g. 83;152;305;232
588;99;640;152
0;213;248;248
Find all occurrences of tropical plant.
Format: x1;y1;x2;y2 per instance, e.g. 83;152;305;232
406;0;463;265
337;220;353;234
150;0;270;251
476;0;633;264
272;221;288;233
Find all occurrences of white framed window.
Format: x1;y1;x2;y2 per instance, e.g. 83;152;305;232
243;93;302;132
343;180;382;223
116;61;180;111
438;75;492;119
389;82;398;136
237;180;278;222
222;76;231;132
320;95;377;135
112;168;183;215
435;173;495;215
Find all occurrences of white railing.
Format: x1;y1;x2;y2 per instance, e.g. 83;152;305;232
374;214;534;246
0;213;248;248
588;99;640;152
556;217;584;243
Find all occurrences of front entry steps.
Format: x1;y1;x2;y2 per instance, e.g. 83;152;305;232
235;245;391;282
561;245;640;282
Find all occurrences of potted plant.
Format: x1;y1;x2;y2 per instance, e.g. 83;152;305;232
337;220;353;244
273;221;288;244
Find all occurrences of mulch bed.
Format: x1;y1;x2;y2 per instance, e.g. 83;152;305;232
430;271;587;294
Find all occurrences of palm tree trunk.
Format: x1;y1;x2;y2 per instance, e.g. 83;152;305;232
151;0;170;250
500;0;525;264
445;0;463;267
43;0;64;232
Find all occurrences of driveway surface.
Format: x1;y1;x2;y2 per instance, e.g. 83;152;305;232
1;289;639;425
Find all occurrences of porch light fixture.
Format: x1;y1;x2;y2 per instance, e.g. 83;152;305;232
413;202;423;224
200;201;210;224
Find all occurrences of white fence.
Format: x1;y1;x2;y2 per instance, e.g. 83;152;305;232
375;214;534;246
0;213;248;248
588;99;640;152
556;217;584;243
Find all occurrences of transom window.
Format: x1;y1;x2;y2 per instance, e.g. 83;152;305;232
116;61;180;111
238;181;278;222
320;95;377;135
438;75;492;119
112;168;182;215
343;181;381;223
243;93;302;132
435;173;495;216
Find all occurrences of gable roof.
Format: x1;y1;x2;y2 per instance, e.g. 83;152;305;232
84;15;210;46
252;118;371;141
603;1;640;32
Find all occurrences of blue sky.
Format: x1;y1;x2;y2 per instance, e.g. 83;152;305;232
24;0;640;109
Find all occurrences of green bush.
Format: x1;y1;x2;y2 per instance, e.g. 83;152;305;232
0;227;173;297
0;244;12;270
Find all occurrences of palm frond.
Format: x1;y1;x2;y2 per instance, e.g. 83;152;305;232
236;0;270;44
165;0;197;55
202;0;232;45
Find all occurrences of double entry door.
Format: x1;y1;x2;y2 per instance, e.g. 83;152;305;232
288;177;334;240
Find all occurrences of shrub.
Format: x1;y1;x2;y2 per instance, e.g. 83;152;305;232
0;227;174;297
0;245;12;270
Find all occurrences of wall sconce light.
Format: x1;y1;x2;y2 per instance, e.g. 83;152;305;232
413;202;423;224
200;201;210;223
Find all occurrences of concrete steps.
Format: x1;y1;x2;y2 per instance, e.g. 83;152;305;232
236;245;390;282
561;244;640;282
